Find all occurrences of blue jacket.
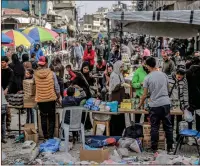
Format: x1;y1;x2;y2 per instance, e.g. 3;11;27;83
62;89;86;107
30;43;44;61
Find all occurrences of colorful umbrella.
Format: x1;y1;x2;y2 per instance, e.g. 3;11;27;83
23;26;58;42
43;27;59;38
2;30;35;47
2;33;13;44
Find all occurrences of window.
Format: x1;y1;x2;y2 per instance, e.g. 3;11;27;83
88;25;92;28
84;25;87;28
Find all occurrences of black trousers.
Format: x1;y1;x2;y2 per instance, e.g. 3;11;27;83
38;101;56;139
149;105;173;150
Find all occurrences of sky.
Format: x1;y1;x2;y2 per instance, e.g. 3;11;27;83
76;1;131;18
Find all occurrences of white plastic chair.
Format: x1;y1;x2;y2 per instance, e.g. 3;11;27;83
60;106;86;152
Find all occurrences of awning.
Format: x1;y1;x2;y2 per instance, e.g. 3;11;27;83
106;10;200;38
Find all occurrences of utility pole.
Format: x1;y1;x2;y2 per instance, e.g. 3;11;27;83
38;0;41;26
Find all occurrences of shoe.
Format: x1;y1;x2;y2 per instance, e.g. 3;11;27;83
1;139;7;144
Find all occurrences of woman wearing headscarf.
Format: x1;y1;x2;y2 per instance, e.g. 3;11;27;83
9;53;25;94
109;61;126;136
49;56;64;98
73;61;95;98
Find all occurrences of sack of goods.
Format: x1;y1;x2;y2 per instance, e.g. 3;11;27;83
23;79;36;107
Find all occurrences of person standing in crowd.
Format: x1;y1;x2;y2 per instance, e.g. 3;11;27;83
186;56;200;132
157;37;162;59
30;43;44;61
162;51;175;75
65;65;77;83
70;42;76;68
96;58;106;72
1;56;13;131
101;63;113;101
132;56;148;123
142;45;151;58
168;67;189;141
74;41;84;69
22;53;32;70
109;61;126;136
6;48;12;62
83;41;95;70
16;45;27;61
109;45;121;64
34;56;60;140
50;56;65;98
138;57;173;154
2;88;8;143
30;53;38;70
9;53;25;94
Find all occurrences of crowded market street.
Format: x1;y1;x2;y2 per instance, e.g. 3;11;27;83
1;1;200;165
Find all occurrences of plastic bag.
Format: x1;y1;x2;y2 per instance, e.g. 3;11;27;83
117;148;129;157
184;109;193;122
129;139;142;153
106;101;118;112
40;139;61;153
118;137;134;148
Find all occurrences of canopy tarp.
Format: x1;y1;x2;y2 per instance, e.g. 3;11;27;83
106;10;200;38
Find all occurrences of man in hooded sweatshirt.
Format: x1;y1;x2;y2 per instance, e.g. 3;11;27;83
34;56;60;139
30;43;44;61
16;45;28;61
83;41;95;70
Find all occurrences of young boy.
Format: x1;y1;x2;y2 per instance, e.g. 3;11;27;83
25;69;34;123
2;88;7;143
65;65;77;82
62;86;86;107
30;53;38;70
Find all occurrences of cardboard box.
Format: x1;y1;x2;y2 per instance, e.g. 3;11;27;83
24;124;38;143
23;95;36;108
80;147;109;163
23;79;36;96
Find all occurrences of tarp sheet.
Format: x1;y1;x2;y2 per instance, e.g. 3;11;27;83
106;10;200;38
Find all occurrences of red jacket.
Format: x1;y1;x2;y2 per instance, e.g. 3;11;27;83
69;70;76;81
83;49;95;66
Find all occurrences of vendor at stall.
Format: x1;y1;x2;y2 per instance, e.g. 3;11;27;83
109;61;126;136
132;56;149;123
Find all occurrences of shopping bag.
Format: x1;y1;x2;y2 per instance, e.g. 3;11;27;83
184;109;193;122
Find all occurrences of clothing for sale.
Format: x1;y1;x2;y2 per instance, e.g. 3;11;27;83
38;101;56;139
149;104;173;150
132;66;147;97
186;65;200;110
168;73;189;110
143;71;170;107
34;68;59;102
1;67;13;90
162;59;176;75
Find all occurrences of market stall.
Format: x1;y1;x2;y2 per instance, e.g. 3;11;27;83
106;10;200;39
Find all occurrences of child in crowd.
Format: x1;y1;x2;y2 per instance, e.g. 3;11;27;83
96;58;106;72
30;53;38;70
25;69;35;123
62;86;86;107
2;88;7;143
65;65;77;82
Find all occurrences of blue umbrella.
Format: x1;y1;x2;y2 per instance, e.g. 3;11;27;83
2;33;13;44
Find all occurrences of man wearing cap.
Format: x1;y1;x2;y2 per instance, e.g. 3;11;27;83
34;56;60;139
83;41;95;70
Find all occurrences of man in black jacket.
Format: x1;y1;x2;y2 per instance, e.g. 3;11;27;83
1;56;13;131
186;56;200;131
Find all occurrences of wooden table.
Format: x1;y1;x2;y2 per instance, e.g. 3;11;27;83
8;104;38;135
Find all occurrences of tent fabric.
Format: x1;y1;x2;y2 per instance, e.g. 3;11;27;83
106;10;200;38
